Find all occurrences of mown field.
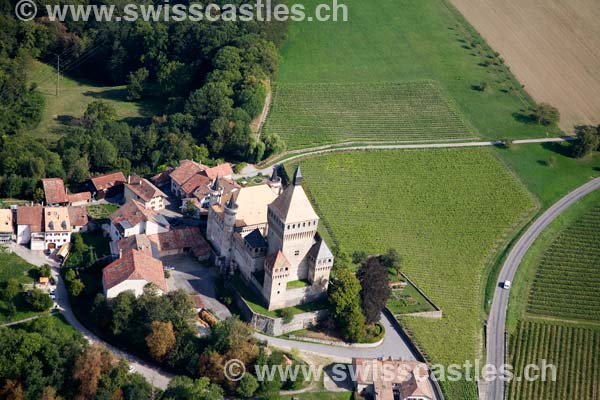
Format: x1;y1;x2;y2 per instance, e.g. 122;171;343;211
507;191;600;400
0;250;38;323
269;0;560;149
27;61;156;142
291;148;537;398
262;82;476;149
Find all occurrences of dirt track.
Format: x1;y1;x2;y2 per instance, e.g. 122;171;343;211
449;0;600;132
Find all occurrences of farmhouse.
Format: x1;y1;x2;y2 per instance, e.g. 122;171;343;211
102;249;167;299
43;207;72;251
207;166;333;310
41;178;90;206
124;175;167;211
108;199;170;241
353;357;434;400
0;209;13;243
16;206;44;250
16;206;74;251
41;178;69;206
67;191;91;206
67;206;89;233
90;172;126;200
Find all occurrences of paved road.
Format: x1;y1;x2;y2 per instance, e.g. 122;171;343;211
235;137;575;179
484;177;600;400
254;312;418;363
164;254;232;320
6;243;174;390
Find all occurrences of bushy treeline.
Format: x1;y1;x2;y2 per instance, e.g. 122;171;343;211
82;285;301;398
0;316;156;400
0;1;288;199
0;14;45;135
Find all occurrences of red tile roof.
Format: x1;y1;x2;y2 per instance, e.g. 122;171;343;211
16;206;43;232
202;163;233;180
91;172;126;191
265;250;291;275
102;249;167;292
116;234;153;256
67;206;89;227
147;227;211;259
151;168;174;186
67;191;91;204
193;177;239;200
41;178;68;204
170;160;204;186
126;176;167;202
180;173;212;197
110;199;160;228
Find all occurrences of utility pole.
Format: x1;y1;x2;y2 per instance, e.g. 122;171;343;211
56;55;60;96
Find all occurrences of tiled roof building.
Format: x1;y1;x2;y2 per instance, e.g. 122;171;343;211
102;249;167;298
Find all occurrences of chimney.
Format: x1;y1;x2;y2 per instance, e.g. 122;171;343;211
119;248;123;259
127;175;131;184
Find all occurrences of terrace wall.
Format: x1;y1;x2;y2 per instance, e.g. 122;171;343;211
229;281;327;336
285;285;327;307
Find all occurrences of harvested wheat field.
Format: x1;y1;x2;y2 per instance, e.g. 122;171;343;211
450;0;600;132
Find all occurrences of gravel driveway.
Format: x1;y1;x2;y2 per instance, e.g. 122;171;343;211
163;254;231;320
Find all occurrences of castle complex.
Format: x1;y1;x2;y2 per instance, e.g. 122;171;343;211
206;166;334;310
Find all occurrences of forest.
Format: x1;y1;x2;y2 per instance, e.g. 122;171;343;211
0;0;287;199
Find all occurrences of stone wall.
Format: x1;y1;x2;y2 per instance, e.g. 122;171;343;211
287;334;384;348
285;285;326;307
228;281;328;336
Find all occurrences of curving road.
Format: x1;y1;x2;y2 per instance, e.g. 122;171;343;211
484;177;600;400
6;243;174;389
254;312;419;363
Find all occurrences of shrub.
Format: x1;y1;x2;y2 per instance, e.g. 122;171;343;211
279;307;294;324
26;289;53;311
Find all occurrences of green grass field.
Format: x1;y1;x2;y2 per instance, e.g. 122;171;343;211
387;281;437;315
268;0;561;150
27;61;157;141
506;189;600;400
262;81;476;149
289;148;537;397
0;250;39;323
0;251;35;284
494;143;600;208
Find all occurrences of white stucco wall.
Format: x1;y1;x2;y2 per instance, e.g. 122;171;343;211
104;279;162;299
17;225;31;244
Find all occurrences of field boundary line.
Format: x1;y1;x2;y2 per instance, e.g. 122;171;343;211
236;136;576;179
524;315;600;328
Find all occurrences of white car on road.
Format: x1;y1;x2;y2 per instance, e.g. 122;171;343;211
503;280;511;290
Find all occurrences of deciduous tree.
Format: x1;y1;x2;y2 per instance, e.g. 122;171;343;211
357;257;391;324
146;321;176;361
